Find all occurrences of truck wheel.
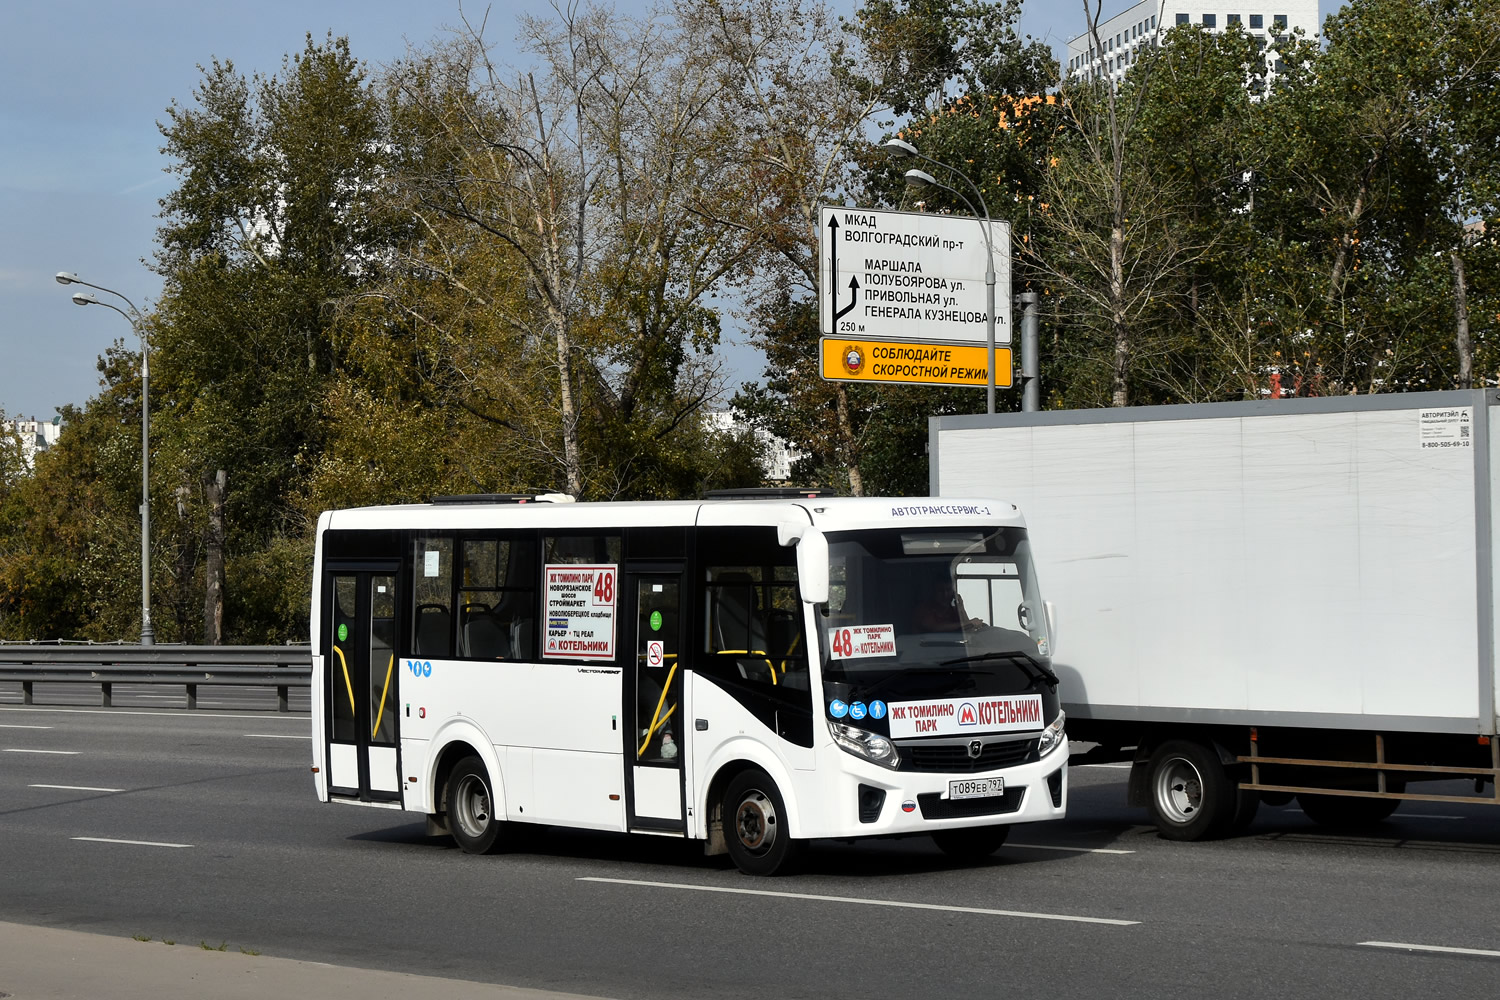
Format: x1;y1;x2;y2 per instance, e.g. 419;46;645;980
933;825;1010;862
1146;740;1234;841
1296;793;1399;829
723;769;799;876
447;755;506;854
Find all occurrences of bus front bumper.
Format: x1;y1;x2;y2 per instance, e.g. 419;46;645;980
816;745;1068;837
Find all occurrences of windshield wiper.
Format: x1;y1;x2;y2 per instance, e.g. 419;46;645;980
941;650;1059;690
849;667;994;702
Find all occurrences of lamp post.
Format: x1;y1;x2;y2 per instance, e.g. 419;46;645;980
55;271;154;646
880;139;1003;414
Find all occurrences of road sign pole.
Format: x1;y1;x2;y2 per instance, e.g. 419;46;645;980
1021;291;1039;413
986;263;996;415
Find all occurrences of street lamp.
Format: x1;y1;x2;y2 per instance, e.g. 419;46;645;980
882;139;1003;415
55;271;154;646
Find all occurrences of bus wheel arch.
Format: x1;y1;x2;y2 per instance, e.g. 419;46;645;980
429;732;504;840
720;767;801;876
702;756;801;862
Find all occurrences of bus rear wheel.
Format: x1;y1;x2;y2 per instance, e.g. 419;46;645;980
932;825;1010;862
447;755;505;855
723;769;799;876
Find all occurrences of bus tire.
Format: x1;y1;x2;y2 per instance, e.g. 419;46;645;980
932;824;1010;862
723;769;799;876
446;755;505;855
1146;740;1234;841
1296;793;1399;829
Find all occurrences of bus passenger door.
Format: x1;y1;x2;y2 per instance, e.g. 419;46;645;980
323;564;403;803
625;569;686;832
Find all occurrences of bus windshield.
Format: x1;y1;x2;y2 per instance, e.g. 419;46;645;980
820;527;1052;707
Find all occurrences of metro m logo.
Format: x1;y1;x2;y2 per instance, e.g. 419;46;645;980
958;702;977;726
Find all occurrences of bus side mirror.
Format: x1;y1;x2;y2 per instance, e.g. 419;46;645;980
1044;600;1058;654
797;531;829;604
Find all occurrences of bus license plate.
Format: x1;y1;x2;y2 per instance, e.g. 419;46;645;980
948;777;1005;800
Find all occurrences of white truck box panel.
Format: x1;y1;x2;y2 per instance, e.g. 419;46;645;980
936;398;1486;728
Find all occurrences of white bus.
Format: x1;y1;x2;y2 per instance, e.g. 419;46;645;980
310;491;1066;874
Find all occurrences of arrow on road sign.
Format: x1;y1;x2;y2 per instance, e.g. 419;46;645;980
827;214;841;318
835;275;859;320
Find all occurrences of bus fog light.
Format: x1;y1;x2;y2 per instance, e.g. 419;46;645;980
1037;711;1066;758
828;720;901;770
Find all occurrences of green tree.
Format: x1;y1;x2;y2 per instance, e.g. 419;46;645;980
149;33;395;641
728;0;1055;492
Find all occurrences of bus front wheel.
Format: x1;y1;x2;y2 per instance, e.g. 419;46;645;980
447;755;506;855
723;769;799;876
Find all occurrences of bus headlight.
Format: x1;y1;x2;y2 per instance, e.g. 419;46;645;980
1037;710;1067;758
827;720;901;770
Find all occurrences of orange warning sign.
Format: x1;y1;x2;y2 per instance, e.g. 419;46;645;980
820;337;1011;388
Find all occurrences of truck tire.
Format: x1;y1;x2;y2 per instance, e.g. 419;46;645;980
723;769;800;876
1296;793;1400;829
1146;740;1235;840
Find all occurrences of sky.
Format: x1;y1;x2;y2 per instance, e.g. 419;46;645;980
0;1;1337;422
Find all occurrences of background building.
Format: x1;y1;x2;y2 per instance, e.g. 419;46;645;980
1;415;63;471
1065;1;1320;86
704;411;801;483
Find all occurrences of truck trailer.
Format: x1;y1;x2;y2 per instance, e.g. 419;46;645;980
931;389;1500;839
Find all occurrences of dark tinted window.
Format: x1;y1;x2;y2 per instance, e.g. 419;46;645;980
697;528;807;693
412;535;453;658
457;535;538;660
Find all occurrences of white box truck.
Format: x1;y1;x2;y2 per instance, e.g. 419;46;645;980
931;389;1500;839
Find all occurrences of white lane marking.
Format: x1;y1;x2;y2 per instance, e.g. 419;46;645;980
1007;843;1135;854
578;877;1139;926
73;837;192;849
1360;941;1500;959
0;724;53;729
1076;762;1133;769
3;749;79;754
244;734;308;740
31;784;125;793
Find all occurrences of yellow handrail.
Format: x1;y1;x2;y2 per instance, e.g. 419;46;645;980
781;632;802;675
371;652;395;741
715;649;777;685
332;645;356;715
639;662;679;757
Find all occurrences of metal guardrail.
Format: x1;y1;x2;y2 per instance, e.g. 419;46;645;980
0;644;312;713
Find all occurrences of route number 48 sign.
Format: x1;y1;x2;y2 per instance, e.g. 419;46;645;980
543;564;618;660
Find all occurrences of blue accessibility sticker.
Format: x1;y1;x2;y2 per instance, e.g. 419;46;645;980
849;701;868;721
868;700;888;720
829;699;849;719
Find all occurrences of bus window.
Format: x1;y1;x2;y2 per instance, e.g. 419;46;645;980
330;575;359;742
458;536;538;660
544;534;622;565
698;528;809;693
412;535;453;658
370;575;397;742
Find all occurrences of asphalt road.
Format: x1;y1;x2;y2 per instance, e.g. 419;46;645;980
2;703;1499;1000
